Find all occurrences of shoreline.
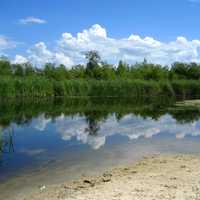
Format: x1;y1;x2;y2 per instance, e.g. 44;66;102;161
20;154;200;200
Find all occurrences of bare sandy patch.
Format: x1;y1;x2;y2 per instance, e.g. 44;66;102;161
20;154;200;200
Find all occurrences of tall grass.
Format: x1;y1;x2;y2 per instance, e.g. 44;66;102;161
171;80;200;99
0;76;200;98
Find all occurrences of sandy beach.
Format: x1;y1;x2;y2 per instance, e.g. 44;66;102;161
20;154;200;200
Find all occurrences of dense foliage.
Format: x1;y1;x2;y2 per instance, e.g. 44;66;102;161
1;51;200;98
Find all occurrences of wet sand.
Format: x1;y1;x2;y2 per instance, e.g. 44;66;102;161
20;154;200;200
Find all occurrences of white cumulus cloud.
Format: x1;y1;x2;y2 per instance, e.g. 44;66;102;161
56;24;200;65
26;42;73;67
12;24;200;67
13;55;28;64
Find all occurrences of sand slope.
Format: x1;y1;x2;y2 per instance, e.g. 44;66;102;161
23;155;200;200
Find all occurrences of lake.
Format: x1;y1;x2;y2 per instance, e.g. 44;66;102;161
1;97;200;199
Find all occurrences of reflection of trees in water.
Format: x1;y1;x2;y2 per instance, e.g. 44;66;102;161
1;97;200;130
85;117;100;136
84;110;109;136
170;108;200;124
0;127;14;154
0;97;174;129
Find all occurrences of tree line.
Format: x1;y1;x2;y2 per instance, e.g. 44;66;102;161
1;51;200;81
1;51;200;98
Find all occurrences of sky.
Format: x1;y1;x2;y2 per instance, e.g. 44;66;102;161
1;0;200;67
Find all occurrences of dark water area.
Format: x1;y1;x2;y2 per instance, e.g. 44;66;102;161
1;96;200;198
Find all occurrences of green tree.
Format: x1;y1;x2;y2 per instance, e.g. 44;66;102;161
171;62;188;79
55;65;69;80
0;59;12;76
116;60;128;78
85;50;101;78
187;63;200;80
44;63;56;79
101;62;116;80
12;64;24;77
24;63;35;76
70;65;85;79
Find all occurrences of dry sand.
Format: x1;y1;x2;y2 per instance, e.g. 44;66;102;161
22;154;200;200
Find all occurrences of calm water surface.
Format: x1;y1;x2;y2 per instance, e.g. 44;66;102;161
1;97;200;199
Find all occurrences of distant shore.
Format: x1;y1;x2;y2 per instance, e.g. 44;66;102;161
22;154;200;200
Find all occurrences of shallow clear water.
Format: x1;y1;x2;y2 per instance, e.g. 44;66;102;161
1;97;200;199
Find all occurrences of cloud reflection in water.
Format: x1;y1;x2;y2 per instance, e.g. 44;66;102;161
32;113;200;150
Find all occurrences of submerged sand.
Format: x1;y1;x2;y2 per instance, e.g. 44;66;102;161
20;154;200;200
176;99;200;107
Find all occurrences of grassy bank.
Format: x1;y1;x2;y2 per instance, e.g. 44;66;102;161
1;52;200;98
1;77;200;99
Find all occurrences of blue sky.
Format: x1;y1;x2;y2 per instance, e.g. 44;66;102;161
1;0;200;66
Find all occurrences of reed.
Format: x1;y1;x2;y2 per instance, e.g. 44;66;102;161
0;76;200;99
